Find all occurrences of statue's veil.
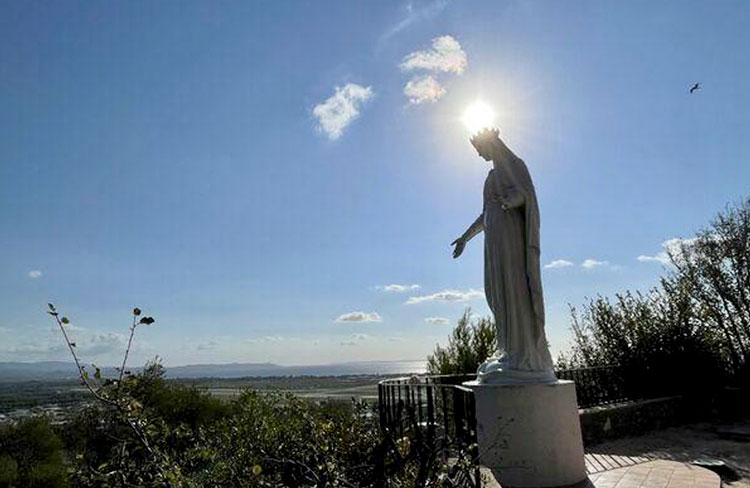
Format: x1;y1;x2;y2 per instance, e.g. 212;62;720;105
505;155;547;345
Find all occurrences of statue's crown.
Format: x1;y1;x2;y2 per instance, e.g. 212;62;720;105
470;127;499;148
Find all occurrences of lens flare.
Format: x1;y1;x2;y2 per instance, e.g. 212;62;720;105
461;101;496;133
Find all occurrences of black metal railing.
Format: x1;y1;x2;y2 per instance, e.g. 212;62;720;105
377;375;480;487
556;365;629;408
375;365;638;484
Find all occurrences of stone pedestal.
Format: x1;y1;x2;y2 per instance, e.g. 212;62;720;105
465;379;586;488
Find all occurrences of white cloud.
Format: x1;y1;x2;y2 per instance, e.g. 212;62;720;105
28;270;42;279
81;332;127;355
377;283;421;293
400;35;467;74
196;340;219;351
2;342;67;356
405;288;484;305
387;336;406;342
424;316;450;325
340;333;371;346
636;253;670;265
313;83;373;140
335;311;382;323
379;0;448;47
404;75;446;104
2;331;126;359
582;259;609;269
638;237;700;265
245;335;285;344
47;323;86;332
544;259;574;269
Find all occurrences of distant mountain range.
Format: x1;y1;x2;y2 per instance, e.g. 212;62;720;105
0;360;427;382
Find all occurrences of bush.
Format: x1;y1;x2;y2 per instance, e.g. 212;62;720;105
0;417;68;488
426;309;496;375
36;304;479;487
58;374;476;487
129;361;231;429
559;198;750;396
560;291;725;398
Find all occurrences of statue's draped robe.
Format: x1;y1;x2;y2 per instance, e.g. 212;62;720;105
479;155;555;379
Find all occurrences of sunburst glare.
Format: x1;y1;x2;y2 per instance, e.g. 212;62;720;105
461;100;496;133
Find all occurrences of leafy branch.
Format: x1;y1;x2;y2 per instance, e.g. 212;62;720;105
47;304;161;468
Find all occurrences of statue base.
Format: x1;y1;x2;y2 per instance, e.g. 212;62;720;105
475;357;557;385
463;379;586;488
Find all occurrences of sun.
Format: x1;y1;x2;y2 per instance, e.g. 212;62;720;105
461;101;496;134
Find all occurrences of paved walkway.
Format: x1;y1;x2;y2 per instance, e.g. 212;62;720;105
483;457;721;487
482;420;749;487
586;460;720;488
585;452;652;474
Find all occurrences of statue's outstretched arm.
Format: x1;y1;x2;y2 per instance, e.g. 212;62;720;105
462;213;484;242
452;213;483;258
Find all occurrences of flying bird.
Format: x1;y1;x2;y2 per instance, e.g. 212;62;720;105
689;82;701;94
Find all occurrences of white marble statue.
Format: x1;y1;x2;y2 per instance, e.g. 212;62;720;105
451;128;556;384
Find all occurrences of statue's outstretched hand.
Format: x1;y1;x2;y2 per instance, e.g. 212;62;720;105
451;238;466;259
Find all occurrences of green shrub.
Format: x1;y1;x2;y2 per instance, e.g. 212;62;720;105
129;361;231;429
559;198;750;395
0;417;68;488
28;305;483;487
426;309;496;375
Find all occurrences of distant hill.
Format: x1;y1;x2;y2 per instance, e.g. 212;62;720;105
0;361;81;381
0;360;426;382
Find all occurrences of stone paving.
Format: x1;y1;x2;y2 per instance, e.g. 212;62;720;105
482;419;750;487
585;452;653;474
585;460;720;488
482;457;721;487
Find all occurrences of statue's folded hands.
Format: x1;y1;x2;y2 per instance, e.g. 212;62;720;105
500;186;525;209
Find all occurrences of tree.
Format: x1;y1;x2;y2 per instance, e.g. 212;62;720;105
559;198;749;393
664;198;750;380
426;310;496;375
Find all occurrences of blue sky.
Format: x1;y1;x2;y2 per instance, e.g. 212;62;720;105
1;1;749;367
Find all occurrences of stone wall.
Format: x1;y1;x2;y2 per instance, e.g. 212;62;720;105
579;387;749;445
580;396;702;445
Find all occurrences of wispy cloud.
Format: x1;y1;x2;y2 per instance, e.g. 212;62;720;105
335;311;383;323
581;259;623;270
544;259;574;269
376;284;421;293
379;0;449;48
404;75;446;104
424;316;450;325
581;259;609;269
196;340;219;351
405;288;484;305
400;35;467;75
313;83;373;140
28;270;42;279
245;335;285;344
637;237;700;265
48;323;86;332
1;331;126;359
636;254;670;265
340;333;371;346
